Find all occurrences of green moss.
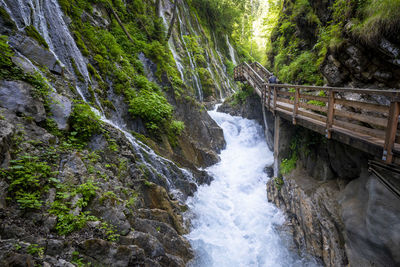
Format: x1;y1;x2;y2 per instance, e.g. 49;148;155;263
70;58;85;83
25;25;49;49
197;67;214;98
0;6;16;29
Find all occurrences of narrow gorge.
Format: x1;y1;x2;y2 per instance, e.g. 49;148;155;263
0;0;399;266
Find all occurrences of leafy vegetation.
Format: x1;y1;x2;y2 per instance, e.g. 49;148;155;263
230;84;253;106
69;102;101;144
351;0;400;43
280;154;297;175
128;89;173;134
4;154;56;210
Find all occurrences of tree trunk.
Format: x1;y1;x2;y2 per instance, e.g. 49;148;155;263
165;0;178;41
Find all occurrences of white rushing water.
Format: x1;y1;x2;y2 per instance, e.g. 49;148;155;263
186;106;318;266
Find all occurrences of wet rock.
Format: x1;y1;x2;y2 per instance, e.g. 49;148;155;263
327;140;368;179
0;80;46;122
0;117;14;168
46;239;65;256
131;218;193;263
92;205;131;236
140;184;186;235
139;52;158;83
1;252;35;266
49;92;72;130
264;165;274;177
79;238;146;267
373;70;392;82
321;55;346;86
120;231;165;258
9;34;63;74
267;169;348;266
59;154;87;184
339;174;400;266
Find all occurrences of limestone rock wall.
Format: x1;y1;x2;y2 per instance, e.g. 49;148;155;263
268;115;400;267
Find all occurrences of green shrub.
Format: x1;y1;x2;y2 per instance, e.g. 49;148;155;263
170;120;185;136
278;51;323;85
27;244;44;258
280;153;297;175
128;90;173;133
231;84;253;106
69;103;101;143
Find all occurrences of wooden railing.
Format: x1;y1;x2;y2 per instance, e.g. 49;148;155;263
234;62;400;164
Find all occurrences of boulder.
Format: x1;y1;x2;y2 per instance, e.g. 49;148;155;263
79;239;146;267
9;34;63;75
340;174;400;266
49;92;72;130
0;80;46;122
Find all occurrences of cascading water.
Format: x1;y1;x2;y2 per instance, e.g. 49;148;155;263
186;106;320;266
226;34;237;66
2;0;196;201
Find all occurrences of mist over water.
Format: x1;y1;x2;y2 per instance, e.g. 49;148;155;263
186;107;318;267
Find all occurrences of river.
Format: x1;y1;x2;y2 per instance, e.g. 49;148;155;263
186;106;319;266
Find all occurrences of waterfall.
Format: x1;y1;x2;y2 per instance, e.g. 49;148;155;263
1;0;195;201
186;107;320;266
226;35;237;66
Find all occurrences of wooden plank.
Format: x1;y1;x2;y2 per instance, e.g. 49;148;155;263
334;98;389;114
383;102;400;163
298;109;326;123
299;102;327;113
276;103;293;112
300;94;328;102
278;91;294;97
334;119;386;140
326;91;335;139
277;97;294;105
334;109;388;128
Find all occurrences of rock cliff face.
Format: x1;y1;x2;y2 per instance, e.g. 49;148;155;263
266;117;400;267
268;0;400;90
0;0;238;265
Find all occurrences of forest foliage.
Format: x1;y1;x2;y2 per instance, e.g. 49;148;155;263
265;0;400;85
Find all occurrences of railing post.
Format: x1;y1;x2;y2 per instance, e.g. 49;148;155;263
383;101;400;163
326;90;335;139
292;87;299;125
273;87;277;115
267;85;271;111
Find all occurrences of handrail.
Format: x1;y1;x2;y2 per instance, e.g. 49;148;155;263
233;62;400;164
263;83;400;98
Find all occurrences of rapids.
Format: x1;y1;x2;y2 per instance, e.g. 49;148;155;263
186;106;319;267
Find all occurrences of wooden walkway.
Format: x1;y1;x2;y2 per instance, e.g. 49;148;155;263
234;62;400;164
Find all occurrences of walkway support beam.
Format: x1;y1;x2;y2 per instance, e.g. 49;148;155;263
383;101;400;163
